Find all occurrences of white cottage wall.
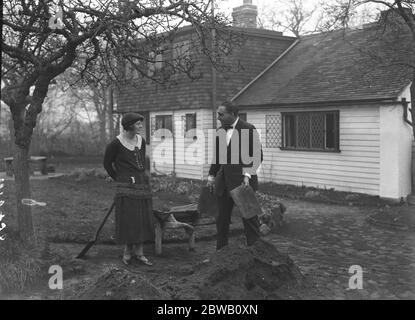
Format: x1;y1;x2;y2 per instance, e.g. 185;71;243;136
246;105;381;195
388;84;413;199
150;109;212;180
148;101;412;200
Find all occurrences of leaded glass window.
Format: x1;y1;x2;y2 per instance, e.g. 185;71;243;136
282;111;339;151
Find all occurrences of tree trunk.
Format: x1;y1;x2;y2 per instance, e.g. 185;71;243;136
411;79;415;195
99;116;107;150
8;116;14;155
13;143;36;244
107;87;115;140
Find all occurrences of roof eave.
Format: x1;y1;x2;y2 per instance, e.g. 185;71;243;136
234;97;400;108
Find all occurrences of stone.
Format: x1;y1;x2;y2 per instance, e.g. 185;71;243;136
259;204;285;233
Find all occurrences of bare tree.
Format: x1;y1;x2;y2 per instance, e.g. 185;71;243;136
31;82;78;154
258;0;318;37
1;0;235;244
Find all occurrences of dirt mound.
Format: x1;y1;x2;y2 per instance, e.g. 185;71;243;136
159;239;305;300
74;267;171;300
196;239;304;299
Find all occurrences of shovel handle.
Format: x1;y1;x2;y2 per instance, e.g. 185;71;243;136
93;201;115;241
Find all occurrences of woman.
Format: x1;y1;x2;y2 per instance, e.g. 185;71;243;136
103;112;155;266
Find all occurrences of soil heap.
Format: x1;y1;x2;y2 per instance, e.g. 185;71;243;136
74;267;170;300
160;239;305;300
195;239;304;299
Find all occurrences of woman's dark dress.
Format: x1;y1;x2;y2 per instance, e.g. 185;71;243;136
103;135;155;244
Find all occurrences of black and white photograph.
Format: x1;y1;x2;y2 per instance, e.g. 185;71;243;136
0;0;414;303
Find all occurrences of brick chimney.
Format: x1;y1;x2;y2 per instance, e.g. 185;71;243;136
232;0;258;28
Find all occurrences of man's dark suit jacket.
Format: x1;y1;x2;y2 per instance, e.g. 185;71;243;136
208;118;263;196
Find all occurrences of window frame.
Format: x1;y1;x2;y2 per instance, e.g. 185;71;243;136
173;40;192;65
184;113;197;133
148;49;164;77
281;110;340;152
155;114;173;132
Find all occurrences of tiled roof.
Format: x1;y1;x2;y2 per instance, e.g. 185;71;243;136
233;26;414;106
116;29;295;112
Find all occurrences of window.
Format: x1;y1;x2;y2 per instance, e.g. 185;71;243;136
185;113;197;132
266;114;282;148
282;111;339;151
173;41;191;62
124;61;138;79
124;56;144;79
155;115;172;132
148;50;164;77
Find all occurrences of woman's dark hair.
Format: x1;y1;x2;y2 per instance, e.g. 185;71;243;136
221;100;239;116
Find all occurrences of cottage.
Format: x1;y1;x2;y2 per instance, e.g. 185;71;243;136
232;25;414;200
116;1;414;200
116;0;296;180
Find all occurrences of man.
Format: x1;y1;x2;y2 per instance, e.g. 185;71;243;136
207;101;263;250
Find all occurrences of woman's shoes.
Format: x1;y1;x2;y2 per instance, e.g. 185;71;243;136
122;254;132;266
122;250;153;266
135;255;153;266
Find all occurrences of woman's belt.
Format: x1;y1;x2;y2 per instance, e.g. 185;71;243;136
114;181;152;199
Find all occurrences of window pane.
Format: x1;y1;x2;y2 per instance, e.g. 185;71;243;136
325;113;336;149
297;114;310;148
266;114;282;148
155;116;163;130
186;113;196;131
284;115;296;147
164;115;173;132
311;113;325;149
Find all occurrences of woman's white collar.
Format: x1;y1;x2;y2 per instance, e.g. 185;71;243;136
116;134;142;151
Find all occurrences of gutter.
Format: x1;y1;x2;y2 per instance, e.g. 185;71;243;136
235;97;399;109
231;38;301;102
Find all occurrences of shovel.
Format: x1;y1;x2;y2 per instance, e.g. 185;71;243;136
76;201;115;259
229;185;262;219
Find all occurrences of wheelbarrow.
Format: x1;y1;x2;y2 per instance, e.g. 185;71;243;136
153;203;200;255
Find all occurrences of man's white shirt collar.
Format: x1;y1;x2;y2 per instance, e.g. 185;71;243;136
230;117;239;128
226;117;239;145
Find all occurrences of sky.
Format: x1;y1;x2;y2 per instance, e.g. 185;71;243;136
218;0;384;36
218;0;326;36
